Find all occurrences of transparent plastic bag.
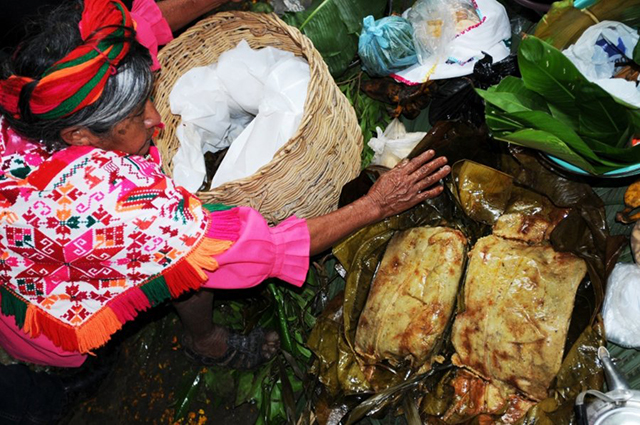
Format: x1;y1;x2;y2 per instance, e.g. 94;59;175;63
358;15;418;77
407;0;481;64
602;262;640;348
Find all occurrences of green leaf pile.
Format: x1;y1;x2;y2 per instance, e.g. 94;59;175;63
282;0;387;77
476;36;640;175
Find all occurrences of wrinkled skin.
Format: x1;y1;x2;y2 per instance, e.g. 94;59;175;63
367;150;449;219
307;150;450;255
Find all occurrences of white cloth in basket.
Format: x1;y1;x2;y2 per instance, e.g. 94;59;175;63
170;40;310;192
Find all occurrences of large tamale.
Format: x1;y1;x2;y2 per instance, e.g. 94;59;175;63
355;226;467;368
451;235;587;401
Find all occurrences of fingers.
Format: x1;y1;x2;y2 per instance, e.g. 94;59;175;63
415;164;451;191
417;184;445;200
403;149;437;173
412;157;448;183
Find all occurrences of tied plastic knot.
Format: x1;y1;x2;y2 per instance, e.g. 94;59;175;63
363;16;390;48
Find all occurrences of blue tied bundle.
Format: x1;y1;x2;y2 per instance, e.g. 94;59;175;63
358;15;418;77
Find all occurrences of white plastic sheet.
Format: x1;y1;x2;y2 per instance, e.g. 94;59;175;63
602;262;640;348
169;40;310;192
563;21;640;107
367;119;426;168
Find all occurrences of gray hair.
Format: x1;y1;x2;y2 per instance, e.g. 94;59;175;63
0;0;154;151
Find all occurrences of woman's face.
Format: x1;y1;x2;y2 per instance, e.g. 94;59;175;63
94;99;162;156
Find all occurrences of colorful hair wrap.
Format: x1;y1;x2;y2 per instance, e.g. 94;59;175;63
0;0;135;120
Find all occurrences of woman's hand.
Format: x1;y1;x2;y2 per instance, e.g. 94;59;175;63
306;150;450;255
363;150;450;220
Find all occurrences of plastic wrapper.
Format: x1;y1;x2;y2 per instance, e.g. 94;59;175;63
396;0;511;82
602;262;640;348
358;15;418;77
406;0;460;64
562;21;640;108
367;119;426;168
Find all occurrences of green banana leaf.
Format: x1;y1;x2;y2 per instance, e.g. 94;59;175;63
482;76;550;113
307;126;624;423
282;0;387;77
478;89;608;165
479;36;640;174
533;0;640;50
493;129;603;174
479;80;640;166
518;36;631;144
635;35;640;65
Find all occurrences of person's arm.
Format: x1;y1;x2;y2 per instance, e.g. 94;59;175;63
156;0;241;32
202;150;449;289
307;150;450;255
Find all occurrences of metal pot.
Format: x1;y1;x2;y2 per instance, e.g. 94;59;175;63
575;347;640;424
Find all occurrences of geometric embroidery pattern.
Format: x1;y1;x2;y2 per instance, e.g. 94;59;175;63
0;117;209;329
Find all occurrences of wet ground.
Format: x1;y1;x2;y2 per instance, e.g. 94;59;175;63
63;306;259;425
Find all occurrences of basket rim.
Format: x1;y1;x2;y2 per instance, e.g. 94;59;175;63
154;11;334;190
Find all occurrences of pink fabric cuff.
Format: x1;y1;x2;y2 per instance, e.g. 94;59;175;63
0;311;87;368
203;207;310;289
131;0;174;71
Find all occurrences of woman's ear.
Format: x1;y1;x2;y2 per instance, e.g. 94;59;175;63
59;126;100;147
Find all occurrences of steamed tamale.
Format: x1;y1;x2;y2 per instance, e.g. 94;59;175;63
355;226;467;368
451;235;587;401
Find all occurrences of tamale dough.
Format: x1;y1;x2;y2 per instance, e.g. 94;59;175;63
451;235;587;401
355;226;467;368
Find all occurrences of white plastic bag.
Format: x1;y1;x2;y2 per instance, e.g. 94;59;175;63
169;40;310;193
368;119;426;168
602;262;640;348
562;21;640;107
395;0;511;83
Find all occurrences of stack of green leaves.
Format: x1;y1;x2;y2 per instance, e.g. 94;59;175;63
476;35;640;175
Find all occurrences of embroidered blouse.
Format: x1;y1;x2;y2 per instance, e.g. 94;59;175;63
0;117;310;367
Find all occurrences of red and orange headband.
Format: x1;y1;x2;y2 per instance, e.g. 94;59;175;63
0;0;134;120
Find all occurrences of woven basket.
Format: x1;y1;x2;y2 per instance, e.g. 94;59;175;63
153;12;363;224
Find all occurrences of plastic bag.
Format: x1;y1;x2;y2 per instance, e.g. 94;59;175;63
396;0;511;82
367;119;426;168
602;262;640;348
562;20;640;107
358;15;418;77
406;0;458;65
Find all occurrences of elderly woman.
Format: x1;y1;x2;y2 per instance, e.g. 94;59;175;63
0;0;450;371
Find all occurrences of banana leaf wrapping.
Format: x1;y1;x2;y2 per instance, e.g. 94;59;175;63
306;121;625;424
354;226;467;370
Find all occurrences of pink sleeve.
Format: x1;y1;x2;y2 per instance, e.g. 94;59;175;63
131;0;174;71
203;207;310;290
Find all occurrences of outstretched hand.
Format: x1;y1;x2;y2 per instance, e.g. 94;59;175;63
364;150;450;220
306;150;450;255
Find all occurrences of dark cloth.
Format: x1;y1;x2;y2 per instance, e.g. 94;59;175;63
0;364;67;425
0;0;135;59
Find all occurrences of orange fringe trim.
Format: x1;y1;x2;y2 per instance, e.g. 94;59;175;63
19;235;234;354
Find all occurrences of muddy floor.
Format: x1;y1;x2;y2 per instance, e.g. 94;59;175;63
63;305;259;425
